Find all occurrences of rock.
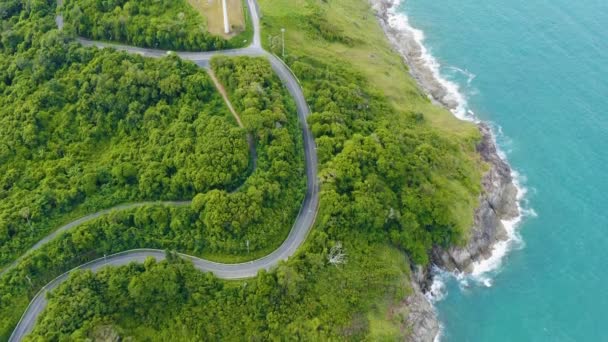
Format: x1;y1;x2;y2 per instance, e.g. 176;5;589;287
405;273;440;342
477;124;519;219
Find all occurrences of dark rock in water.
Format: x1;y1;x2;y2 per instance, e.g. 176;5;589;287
406;276;440;342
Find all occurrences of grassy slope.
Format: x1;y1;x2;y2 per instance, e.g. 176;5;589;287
259;0;479;137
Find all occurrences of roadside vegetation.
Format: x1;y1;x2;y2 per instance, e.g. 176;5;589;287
62;0;252;50
26;253;408;340
1;0;486;340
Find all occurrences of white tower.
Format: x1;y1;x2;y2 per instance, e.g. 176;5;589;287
222;0;230;34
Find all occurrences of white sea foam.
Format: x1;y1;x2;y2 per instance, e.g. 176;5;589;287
447;66;477;86
469;168;537;286
433;325;444;342
384;0;474;121
382;0;535;293
425;266;449;302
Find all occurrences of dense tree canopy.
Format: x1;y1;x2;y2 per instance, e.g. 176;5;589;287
62;0;251;51
198;55;305;253
0;33;263;265
0;7;304;334
26;251;408;340
0;0;303;271
292;56;481;264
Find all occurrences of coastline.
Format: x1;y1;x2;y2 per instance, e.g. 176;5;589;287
368;0;522;340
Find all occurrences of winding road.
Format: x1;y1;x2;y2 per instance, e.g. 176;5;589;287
9;0;319;340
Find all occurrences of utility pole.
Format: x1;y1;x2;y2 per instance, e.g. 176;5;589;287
281;28;286;58
246;240;250;254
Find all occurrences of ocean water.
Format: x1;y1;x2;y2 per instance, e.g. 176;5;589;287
395;0;608;340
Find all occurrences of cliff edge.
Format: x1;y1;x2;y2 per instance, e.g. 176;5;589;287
368;0;520;340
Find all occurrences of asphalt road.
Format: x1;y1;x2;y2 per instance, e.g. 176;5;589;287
9;0;319;340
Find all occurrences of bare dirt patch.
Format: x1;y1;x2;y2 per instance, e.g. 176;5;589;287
187;0;245;38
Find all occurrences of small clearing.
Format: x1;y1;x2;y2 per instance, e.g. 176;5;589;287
188;0;246;38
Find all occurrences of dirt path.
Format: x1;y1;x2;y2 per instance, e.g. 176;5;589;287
207;69;245;128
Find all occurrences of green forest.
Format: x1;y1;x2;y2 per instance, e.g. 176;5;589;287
0;1;305;337
204;56;305;256
0;53;306;337
62;0;251;51
25;253;409;340
297;56;482;265
0;41;252;268
1;0;487;340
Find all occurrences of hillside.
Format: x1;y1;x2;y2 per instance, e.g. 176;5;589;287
1;0;485;340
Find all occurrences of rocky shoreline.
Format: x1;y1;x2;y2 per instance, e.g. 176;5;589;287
368;0;520;340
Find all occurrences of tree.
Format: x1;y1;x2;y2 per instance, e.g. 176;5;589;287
327;242;346;266
19;207;31;226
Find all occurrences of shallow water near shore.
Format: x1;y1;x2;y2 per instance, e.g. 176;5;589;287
399;0;608;340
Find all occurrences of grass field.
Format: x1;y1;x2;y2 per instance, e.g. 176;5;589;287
258;0;479;138
187;0;246;38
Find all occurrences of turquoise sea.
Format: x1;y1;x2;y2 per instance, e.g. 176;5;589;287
397;0;608;340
